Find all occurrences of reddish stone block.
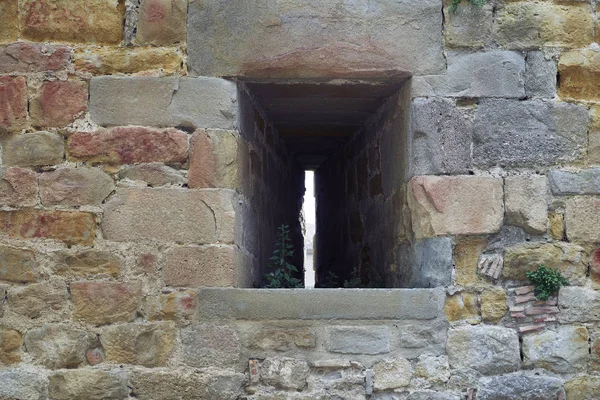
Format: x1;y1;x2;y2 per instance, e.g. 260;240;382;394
68;127;188;165
592;249;600;284
0;76;27;134
0;210;96;246
0;167;37;207
0;42;70;73
188;130;239;189
70;281;142;325
31;81;88;128
137;0;187;46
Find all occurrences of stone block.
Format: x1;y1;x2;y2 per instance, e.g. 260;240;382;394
0;42;70;73
444;0;493;48
476;373;564;400
24;324;97;369
100;322;176;367
181;323;241;368
525;51;557;98
143;290;197;322
400;237;454;288
8;280;68;319
189;129;240;189
373;358;412;391
0;370;47;400
119;163;185;187
453;238;489;288
444;292;479;322
68;127;188;166
550;168;600;195
0;1;18;44
0;76;27;134
590;106;600;164
504;176;548;235
187;0;445;77
0;328;23;365
548;211;564;240
71;281;142;325
261;357;310;390
40;167;115;206
0;245;38;283
164;245;235;287
480;287;507;324
30;81;88;128
21;0;125;44
522;326;589;373
565;376;600;400
0;167;37;207
326;326;390;355
74;47;182;75
397;319;448;359
137;0;187;46
1;132;64;166
447;326;520;375
414;355;450;384
559;286;600;323
48;370;129;400
473;99;588;167
408;176;504;239
0;210;96;246
55;250;122;278
250;328;316;351
559;49;600;102
565;196;600;243
102;188;235;244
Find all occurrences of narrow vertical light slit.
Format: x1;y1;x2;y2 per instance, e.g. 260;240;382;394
303;170;316;288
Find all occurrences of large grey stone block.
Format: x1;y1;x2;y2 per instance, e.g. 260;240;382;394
396;319;448;359
187;0;445;77
550;168;600;195
476;373;564;400
522;326;589;373
0;370;47;400
525;51;557;98
196;288;445;320
559;286;600;323
326;326;390;355
473;99;588;167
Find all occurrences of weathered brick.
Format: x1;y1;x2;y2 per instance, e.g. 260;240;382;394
504;176;548;235
8;280;69;319
189;129;240;189
181;323;241;368
0;210;96;246
40;167;115;206
30;81;88;128
0;76;27;134
0;167;37;207
0;42;70;73
164;245;235;287
522;326;589;373
444;292;479;322
559;49;600;102
48;370;128;400
0;245;39;283
326;326;390;355
119;163;185;187
480;287;507;324
55;250;121;278
565;196;600;243
0;1;18;44
1;131;64;166
71;281;142;326
102;188;235;244
21;0;125;45
407;176;504;239
0;329;23;365
137;0;187;46
74;47;182;75
68;127;188;165
24;324;97;369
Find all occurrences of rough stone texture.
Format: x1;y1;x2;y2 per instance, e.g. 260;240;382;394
181;324;241;368
1;132;64;166
548;211;564;241
40;167;115;206
326;326;390;355
399;237;454;288
137;0;187;45
373;358;412;391
143;290;197;322
453;238;488;288
0;245;38;283
565;196;600;243
189;130;240;189
414;355;450;384
187;0;445;77
476;373;564;400
24;324;97;369
591;106;600;164
522;326;589;373
550;168;600;195
444;0;493;48
250;328;316;351
410;98;472;176
0;328;23;365
474;99;588;167
592;248;600;285
102;188;235;244
481;287;507;324
525;51;557;98
0;369;48;400
101;322;176;367
0;167;38;207
30;81;88;128
55;250;121;278
446;326;520;375
21;0;125;44
559;286;600;323
8;280;68;319
0;42;70;73
48;370;129;400
396;319;448;359
164;245;235;287
408;176;504;239
0;1;18;44
74;47;182;75
504;176;548;235
564;376;600;400
559;49;600;102
444;292;479;322
261;357;310;390
0;210;96;246
71;281;142;325
119;163;185;187
0;76;27;134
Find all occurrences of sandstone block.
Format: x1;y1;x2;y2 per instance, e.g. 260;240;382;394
137;0;187;45
74;46;182;75
1;131;64;166
565;196;600;243
0;210;96;246
119;163;185;187
48;370;128;400
525;51;557;98
68;127;188;165
101;322;176;367
505;175;548;235
0;329;22;365
189;129;240;189
102;188;235;244
453;238;488;288
548;211;564;240
0;245;38;283
0;167;37;207
559;49;600;102
144;290;197;322
565;376;600;400
40;167;114;206
480;287;507;324
590;106;600;164
447;326;520;375
0;370;47;400
473;99;588;167
408;176;504;239
71;281;142;325
444;0;493;48
0;42;70;73
8;280;68;319
261;357;309;390
326;326;390;355
250;328;316;351
21;0;125;44
592;248;600;285
164;245;235;287
181;324;241;368
55;250;121;278
396;319;449;359
559;286;600;323
444;292;479;322
0;76;27;134
30;81;88;128
373;358;412;391
414;355;450;384
0;1;18;44
476;373;564;400
550;168;600;195
24;324;97;369
522;326;589;373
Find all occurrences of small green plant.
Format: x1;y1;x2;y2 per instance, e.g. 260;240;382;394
449;0;488;13
526;265;569;301
263;224;302;288
343;266;362;288
321;271;340;288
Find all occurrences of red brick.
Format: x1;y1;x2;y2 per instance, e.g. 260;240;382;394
70;281;142;325
31;81;88;128
0;210;96;246
0;167;37;207
0;42;70;73
0;76;27;134
68;127;188;165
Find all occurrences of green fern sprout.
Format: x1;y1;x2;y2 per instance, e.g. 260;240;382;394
526;265;569;301
449;0;488;13
263;224;302;288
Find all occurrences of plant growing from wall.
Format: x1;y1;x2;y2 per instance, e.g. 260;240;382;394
263;224;302;288
449;0;488;13
343;266;362;288
526;265;569;301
